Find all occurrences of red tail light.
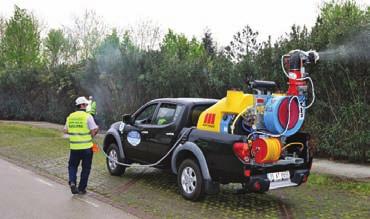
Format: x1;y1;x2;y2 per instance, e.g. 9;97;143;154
302;175;308;183
244;169;251;177
233;142;250;163
253;181;261;191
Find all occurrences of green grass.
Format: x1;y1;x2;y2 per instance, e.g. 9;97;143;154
0;123;61;147
307;173;370;196
0;121;104;161
0;122;60;138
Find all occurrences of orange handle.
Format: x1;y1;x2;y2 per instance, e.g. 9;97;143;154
92;143;100;153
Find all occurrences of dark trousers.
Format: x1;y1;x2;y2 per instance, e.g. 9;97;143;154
68;148;93;191
92;114;99;126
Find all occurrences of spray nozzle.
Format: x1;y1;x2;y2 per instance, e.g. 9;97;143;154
306;50;319;64
288;49;320;63
286;49;319;68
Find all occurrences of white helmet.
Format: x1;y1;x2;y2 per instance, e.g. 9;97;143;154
75;96;89;106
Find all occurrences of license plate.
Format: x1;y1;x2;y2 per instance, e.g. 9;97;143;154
267;171;290;182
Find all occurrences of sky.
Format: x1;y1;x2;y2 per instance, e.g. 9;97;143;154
1;0;369;46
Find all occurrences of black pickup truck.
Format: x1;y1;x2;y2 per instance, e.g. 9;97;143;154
103;98;312;201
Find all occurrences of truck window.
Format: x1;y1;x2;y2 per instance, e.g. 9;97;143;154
189;105;212;127
153;103;182;125
134;104;157;125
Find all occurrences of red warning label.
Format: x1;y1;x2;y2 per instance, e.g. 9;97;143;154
203;113;216;125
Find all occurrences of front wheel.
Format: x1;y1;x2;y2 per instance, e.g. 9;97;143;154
177;159;205;201
106;143;126;176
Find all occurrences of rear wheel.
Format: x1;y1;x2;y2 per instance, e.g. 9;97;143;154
177;159;205;201
106;143;126;176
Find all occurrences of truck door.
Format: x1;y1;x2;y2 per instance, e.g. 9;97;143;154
123;103;158;162
140;103;184;164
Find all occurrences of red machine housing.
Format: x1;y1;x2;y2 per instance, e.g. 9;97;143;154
284;54;308;96
287;69;307;95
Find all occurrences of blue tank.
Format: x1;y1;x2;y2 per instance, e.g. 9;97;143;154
263;96;305;136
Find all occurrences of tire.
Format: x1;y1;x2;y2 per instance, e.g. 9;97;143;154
106;143;126;176
177;159;205;201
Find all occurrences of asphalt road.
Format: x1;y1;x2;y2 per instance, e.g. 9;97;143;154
0;158;136;219
312;159;370;180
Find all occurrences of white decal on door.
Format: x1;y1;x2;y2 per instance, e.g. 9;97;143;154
127;131;141;146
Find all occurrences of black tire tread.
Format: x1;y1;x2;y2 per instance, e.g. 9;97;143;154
106;143;126;176
177;158;205;201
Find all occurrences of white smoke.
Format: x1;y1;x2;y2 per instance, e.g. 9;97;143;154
319;28;370;61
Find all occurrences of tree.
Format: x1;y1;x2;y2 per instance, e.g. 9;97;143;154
44;29;67;68
202;28;216;57
63;30;80;64
0;16;6;69
306;0;370;162
68;10;107;61
94;29;122;76
224;25;260;62
2;6;41;69
0;16;5;39
129;20;162;51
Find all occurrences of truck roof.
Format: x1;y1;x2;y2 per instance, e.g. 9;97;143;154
150;98;218;105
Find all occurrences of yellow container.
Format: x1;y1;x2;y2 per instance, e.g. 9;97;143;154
197;90;254;132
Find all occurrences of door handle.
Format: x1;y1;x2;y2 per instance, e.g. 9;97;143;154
141;130;149;134
165;132;174;136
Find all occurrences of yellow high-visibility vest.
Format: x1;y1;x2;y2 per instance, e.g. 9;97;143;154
87;101;96;115
66;111;93;150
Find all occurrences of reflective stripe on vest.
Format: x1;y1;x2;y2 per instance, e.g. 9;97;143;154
67;111;92;150
67;132;91;135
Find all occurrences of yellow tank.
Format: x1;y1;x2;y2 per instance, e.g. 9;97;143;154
197;90;254;132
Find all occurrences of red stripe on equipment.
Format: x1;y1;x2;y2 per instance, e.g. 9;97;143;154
210;114;215;124
204;114;209;124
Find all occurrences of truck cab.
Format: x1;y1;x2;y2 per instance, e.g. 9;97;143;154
103;98;217;168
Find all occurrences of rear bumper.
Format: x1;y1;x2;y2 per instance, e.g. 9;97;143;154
245;169;309;192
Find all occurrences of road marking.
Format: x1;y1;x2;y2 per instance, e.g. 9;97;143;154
76;197;100;208
35;178;54;187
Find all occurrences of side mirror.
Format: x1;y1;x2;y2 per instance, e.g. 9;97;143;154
122;114;133;124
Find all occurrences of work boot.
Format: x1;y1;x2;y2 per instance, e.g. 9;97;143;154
69;182;79;194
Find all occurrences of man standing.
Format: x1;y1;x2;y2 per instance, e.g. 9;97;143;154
86;96;97;119
64;96;99;194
